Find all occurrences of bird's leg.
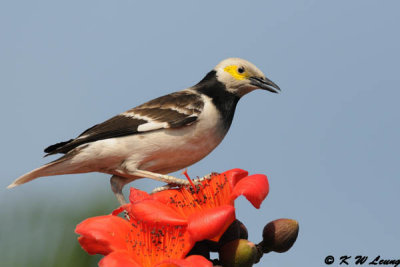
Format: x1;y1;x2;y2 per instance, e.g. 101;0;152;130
151;171;214;193
130;169;192;185
110;175;132;206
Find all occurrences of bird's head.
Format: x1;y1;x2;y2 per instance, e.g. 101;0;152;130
214;58;280;97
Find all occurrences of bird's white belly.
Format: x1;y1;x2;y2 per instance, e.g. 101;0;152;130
129;125;224;173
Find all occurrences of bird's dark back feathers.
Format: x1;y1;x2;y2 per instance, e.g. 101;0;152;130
44;115;148;156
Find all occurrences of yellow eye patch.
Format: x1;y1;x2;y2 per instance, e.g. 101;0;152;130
224;65;250;80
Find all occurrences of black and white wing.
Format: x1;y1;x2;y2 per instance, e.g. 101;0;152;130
44;90;204;155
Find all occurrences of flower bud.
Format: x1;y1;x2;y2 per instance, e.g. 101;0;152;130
187;241;211;259
219;239;257;267
219;219;248;246
201;219;249;252
259;218;299;253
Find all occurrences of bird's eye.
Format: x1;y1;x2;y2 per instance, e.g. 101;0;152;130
238;67;245;74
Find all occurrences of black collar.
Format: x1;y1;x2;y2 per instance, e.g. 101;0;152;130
195;71;240;131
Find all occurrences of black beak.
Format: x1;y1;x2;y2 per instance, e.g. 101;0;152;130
249;77;281;93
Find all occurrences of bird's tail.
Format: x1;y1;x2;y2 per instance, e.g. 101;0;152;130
7;157;79;189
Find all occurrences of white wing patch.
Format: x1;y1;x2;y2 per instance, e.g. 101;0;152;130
121;111;150;120
137;121;169;132
121;111;170;132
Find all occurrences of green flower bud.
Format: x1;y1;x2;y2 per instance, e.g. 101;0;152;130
219;239;257;267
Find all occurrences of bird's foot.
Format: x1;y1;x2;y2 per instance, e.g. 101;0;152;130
131;169;194;186
123;211;130;220
151;184;178;193
151;172;217;193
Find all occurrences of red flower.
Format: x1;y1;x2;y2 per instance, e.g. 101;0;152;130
75;169;269;266
149;168;269;240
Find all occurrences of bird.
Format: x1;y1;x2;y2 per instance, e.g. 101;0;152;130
7;58;280;205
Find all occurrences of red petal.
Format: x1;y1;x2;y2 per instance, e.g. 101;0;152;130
230;174;269;209
99;251;141;267
183;255;213;267
75;215;131;255
129;187;152;203
111;204;130;216
78;236;110;255
155;255;212;267
187;205;235;242
129;199;187;225
222;168;249;190
151;188;180;204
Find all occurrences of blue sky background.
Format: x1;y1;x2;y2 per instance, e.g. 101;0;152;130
1;1;399;266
